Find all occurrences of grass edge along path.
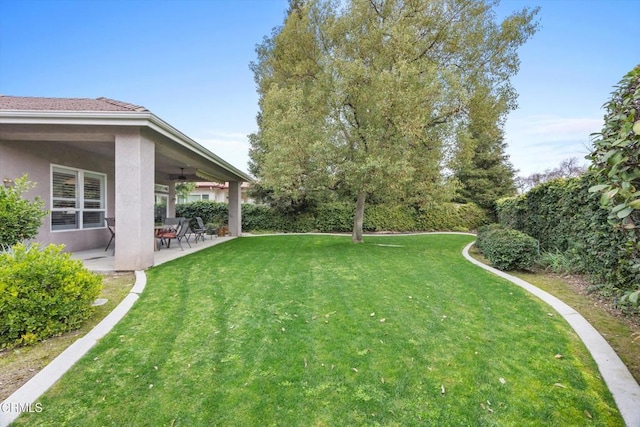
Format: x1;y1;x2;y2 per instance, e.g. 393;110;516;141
13;234;625;426
0;273;136;401
467;245;640;385
462;242;640;427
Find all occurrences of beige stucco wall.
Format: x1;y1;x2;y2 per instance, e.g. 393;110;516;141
189;187;227;203
0;139;115;252
188;185;252;204
114;131;155;270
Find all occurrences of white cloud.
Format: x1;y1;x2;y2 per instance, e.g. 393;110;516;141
195;116;605;179
504;115;602;176
195;131;253;175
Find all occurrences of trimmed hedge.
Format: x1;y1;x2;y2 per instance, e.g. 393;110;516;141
177;201;488;234
363;205;417;232
0;243;103;349
476;225;538;271
175;201;228;226
496;175;639;313
416;203;489;232
313;203;353;233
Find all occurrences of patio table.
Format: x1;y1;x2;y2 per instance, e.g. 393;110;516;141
154;225;171;250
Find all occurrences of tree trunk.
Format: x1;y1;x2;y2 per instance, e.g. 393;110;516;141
352;191;366;243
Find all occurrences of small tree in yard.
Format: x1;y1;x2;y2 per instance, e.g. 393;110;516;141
0;175;47;247
588;64;640;306
175;182;197;203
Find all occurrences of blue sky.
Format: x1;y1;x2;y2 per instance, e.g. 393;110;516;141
0;0;637;177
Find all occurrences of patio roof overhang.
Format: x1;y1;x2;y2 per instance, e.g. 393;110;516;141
0;109;253;184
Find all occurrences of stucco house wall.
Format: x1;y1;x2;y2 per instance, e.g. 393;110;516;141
1;135;116;252
182;182;253;204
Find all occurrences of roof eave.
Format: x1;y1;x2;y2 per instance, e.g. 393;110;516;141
146;114;253;182
0;110;253;182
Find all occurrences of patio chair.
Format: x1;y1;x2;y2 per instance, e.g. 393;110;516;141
158;218;192;250
163;217;182;230
191;217;207;243
158;217;184;247
104;217;115;251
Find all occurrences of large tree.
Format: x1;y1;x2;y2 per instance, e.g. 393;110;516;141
453;83;517;212
251;0;538;242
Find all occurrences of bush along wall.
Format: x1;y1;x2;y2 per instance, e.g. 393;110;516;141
176;200;488;234
176;201;229;227
416;202;489;232
476;224;538;271
496;174;639;315
0;243;103;349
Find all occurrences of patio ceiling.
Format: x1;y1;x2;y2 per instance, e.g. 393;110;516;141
0;111;252;185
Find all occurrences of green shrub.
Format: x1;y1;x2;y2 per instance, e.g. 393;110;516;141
0;175;47;247
291;212;315;232
417;202;489;232
242;203;292;232
0;243;103;349
495;195;528;231
176;201;228;226
314;203;353;233
496;175;639;312
457;203;491;230
478;227;538;271
475;223;507;252
588;65;640;313
363;205;416;232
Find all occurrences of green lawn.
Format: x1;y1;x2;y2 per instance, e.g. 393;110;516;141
0;272;135;401
15;235;622;426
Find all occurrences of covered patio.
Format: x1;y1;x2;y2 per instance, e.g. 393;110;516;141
73;235;237;272
0;96;253;271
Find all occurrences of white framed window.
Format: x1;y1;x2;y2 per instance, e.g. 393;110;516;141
51;165;106;231
177;193;210;204
154;193;169;224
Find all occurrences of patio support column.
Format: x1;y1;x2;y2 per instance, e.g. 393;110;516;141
228;181;242;236
114;130;155;270
168;183;176;217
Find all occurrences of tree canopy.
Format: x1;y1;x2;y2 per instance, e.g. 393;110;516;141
453;83;518;212
250;0;539;242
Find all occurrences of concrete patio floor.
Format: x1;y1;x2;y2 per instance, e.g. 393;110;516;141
71;235;236;272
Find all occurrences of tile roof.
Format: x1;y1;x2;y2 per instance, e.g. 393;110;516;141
0;95;149;112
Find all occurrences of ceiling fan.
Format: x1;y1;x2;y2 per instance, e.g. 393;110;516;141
177;168;187;181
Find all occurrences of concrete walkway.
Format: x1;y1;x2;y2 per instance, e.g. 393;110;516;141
71;235;236;272
462;242;640;427
2;235;639;426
